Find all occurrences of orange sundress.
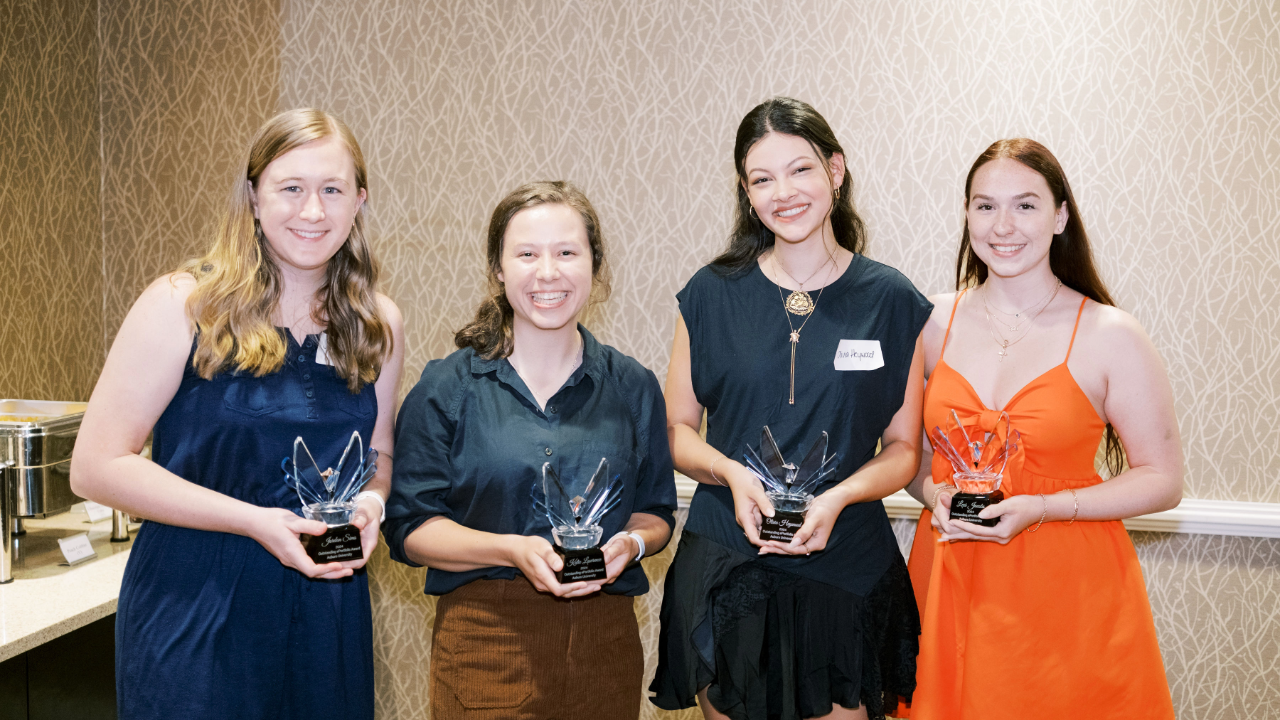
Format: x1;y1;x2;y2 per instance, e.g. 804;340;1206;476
903;294;1174;719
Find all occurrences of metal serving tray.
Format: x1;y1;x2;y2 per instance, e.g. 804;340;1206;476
1;399;88;517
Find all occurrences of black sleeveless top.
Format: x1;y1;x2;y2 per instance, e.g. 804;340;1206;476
679;255;932;595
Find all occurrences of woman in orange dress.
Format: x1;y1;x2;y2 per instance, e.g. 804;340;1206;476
901;139;1182;719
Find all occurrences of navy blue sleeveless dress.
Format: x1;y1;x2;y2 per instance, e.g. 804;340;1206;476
115;332;376;720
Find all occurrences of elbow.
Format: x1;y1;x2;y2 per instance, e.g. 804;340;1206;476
1162;475;1184;513
69;452;98;502
69;447;114;504
1154;468;1184;513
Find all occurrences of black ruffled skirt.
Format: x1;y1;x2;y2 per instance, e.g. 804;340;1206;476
649;530;918;720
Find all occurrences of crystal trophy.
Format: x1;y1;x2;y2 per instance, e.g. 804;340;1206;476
281;431;378;563
930;410;1020;527
532;458;621;583
742;427;839;543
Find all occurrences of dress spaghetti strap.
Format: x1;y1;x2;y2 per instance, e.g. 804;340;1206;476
1064;296;1088;362
938;289;967;364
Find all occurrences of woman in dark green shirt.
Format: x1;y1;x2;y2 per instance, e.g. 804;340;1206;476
385;181;677;720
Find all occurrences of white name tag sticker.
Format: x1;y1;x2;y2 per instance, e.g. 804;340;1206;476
82;500;113;523
315;333;334;366
833;340;884;371
58;533;97;565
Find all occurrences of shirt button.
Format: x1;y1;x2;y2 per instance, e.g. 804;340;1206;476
298;355;306;363
548;405;557;414
544;447;553;456
305;390;314;399
302;373;311;380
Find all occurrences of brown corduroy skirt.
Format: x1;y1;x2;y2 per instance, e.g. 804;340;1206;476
430;577;644;720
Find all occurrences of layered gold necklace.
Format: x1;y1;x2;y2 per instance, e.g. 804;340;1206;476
772;247;838;404
981;279;1062;360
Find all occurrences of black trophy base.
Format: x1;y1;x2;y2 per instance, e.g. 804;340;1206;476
303;523;364;563
554;545;607;583
949;490;1004;527
759;510;806;543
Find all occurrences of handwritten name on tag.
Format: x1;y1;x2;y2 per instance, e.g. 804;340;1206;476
83;500;113;523
58;533;97;565
833;340;884;371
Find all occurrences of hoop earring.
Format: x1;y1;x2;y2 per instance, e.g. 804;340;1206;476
834;186;841;200
748;206;758;220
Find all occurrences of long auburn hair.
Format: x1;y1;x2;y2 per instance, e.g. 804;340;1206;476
180;108;391;392
957;138;1125;475
711;97;868;274
454;181;611;359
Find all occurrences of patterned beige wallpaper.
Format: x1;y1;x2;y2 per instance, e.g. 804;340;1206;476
98;0;282;349
0;0;102;402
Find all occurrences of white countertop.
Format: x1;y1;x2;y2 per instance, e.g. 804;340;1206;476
0;507;133;662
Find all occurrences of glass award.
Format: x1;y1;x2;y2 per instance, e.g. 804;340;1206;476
742;426;839;543
281;431;378;563
532;458;621;583
930;410;1020;527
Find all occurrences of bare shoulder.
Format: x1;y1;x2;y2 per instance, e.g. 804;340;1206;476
922;291;959;370
375;292;405;331
1074;301;1167;392
127;272;198;336
141;271;197;302
926;291;959;323
1082;302;1155;353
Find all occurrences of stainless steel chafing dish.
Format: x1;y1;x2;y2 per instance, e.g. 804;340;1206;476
2;399;88;583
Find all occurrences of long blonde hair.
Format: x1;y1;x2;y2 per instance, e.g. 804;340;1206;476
180;108;391;392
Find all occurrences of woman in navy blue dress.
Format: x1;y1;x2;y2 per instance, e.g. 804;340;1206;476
72;109;405;719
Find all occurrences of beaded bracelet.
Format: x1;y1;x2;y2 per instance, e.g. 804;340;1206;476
1026;493;1048;533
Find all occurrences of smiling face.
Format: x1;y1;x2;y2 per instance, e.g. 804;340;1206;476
965;157;1068;280
497;203;594;334
250;135;366;276
742;132;845;247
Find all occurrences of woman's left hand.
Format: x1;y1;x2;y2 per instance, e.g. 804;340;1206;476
936;494;1044;544
600;533;640;583
325;495;383;575
757;492;842;556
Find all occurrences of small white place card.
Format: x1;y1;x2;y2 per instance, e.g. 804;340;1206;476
58;533;97;566
83;500;113;523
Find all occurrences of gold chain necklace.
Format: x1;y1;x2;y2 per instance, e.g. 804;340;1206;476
982;280;1061;360
772;251;833;317
983;278;1060;333
773;249;838;404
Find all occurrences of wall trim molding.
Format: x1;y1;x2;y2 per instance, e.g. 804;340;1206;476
674;476;1280;539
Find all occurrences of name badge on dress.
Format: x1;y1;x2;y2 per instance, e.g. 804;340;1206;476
833;340;884;371
315;333;335;366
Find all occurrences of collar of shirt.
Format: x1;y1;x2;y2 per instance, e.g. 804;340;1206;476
467;324;603;412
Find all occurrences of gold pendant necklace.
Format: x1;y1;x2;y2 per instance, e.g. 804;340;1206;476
784;290;815;316
773;251;838;404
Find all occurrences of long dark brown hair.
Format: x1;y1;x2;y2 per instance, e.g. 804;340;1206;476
958;138;1126;475
711;97;867;274
454;181;611;359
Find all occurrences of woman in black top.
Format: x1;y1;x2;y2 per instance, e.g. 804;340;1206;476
385;181;677;720
650;98;930;720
